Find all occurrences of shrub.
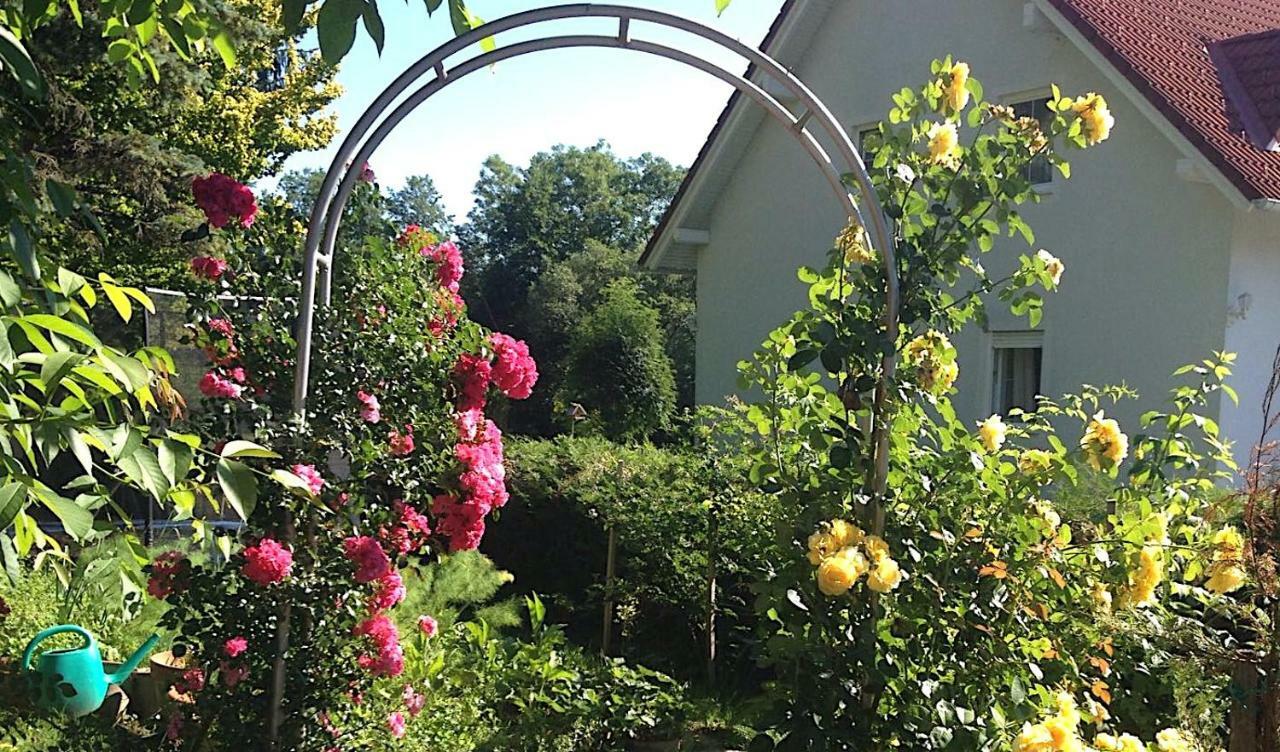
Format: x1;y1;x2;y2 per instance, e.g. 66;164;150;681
484;435;778;686
561;280;676;441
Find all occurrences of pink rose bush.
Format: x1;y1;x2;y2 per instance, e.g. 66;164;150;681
192;172;258;229
159;204;540;743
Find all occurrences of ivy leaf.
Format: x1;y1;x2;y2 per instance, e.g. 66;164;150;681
217;459;258;521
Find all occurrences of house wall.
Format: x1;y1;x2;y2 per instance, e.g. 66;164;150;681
695;0;1241;455
1221;207;1280;470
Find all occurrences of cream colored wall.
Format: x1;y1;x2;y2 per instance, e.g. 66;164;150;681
695;0;1239;453
1221;208;1280;470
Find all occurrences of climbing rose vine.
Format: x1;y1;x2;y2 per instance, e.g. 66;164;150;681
150;176;538;747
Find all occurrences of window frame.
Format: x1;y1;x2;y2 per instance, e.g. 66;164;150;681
1002;89;1057;192
985;330;1047;416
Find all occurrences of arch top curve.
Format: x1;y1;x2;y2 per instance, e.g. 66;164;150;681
293;3;899;427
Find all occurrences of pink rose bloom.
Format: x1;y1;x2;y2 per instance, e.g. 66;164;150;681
176;667;205;694
387;711;406;739
456;418;508;513
359;162;376;183
190;255;229;281
417;615;438;638
432;494;487;552
354;614;404;677
199;370;243;399
388;424;415;457
228;366;247;383
291;464;324;495
242;538;293;586
453;353;492;412
369;569;406;612
223;636;248;658
489;333;538;400
423;241;464;292
403;684;426;716
381;501;432;556
220;660;249;689
357;390;381;423
343;535;391;584
192;172;258;229
207;318;235;338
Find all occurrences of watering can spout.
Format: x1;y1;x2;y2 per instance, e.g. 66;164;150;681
106;633;159;685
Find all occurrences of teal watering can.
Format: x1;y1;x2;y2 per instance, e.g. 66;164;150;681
21;624;159;717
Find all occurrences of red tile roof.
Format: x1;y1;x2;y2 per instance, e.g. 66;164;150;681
1046;0;1280;200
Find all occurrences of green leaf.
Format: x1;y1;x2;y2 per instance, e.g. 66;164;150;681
57;267;86;297
362;0;385;54
220;440;281;459
65;428;92;475
40;351;82;392
716;0;731;14
270;468;316;498
0;26;45;99
317;0;364;63
7;220;39;281
0;323;14;372
217;459;257;521
425;0;443;13
116;445;170;502
99;274;132;322
0;534;18;585
46;180;77;218
19;314;101;348
159;439;193;486
99;350;148;392
0;270;20;308
35;485;93;541
210;26;237;68
107;38;134;63
283;0;308;32
0;483;28;533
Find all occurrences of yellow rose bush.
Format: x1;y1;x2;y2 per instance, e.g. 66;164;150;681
733;59;1247;750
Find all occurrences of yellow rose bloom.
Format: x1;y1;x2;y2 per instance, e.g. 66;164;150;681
1095;733;1121;751
1117;735;1146;752
1081;412;1129;471
1044;715;1085;752
1013;723;1055;752
807;531;840;565
1091;581;1113;613
1155;728;1192;752
1071;92;1114;145
1205;561;1246;594
1129;545;1163;606
1212;526;1244;559
866;556;903;593
862;534;890;561
904;330;959;393
1033;500;1061;537
829;519;865;549
926;121;961;169
978;414;1007;453
836;222;876;266
1055;692;1081;730
944;61;971;114
1036;249;1065;286
1019;449;1054;478
816;547;866;596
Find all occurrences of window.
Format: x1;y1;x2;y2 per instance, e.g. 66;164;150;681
857;126;880;169
1011;97;1054;185
991;333;1043;414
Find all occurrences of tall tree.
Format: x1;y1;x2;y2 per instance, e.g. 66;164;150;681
386;174;452;235
17;1;340;288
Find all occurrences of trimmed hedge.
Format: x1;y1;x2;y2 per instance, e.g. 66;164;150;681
483;436;778;687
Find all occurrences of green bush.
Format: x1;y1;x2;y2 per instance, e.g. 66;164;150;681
561;280;677;441
484;436;778;687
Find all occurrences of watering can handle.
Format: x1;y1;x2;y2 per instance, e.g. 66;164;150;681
20;624;93;672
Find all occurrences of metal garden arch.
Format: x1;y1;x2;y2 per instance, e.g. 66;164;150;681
278;5;901;740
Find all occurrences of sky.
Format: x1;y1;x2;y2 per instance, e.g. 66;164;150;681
278;0;785;222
